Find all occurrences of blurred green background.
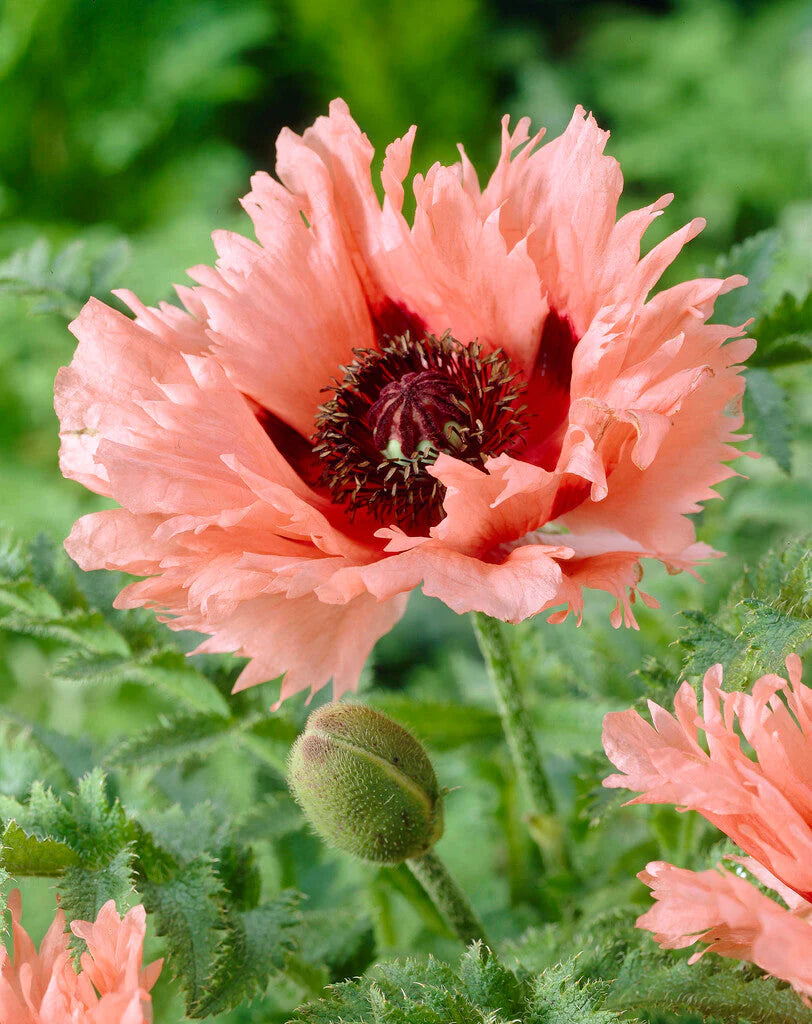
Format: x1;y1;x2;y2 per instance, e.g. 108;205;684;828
0;0;810;1020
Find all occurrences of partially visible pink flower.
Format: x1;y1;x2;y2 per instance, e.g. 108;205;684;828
0;891;162;1024
602;654;812;1001
57;99;753;706
638;861;812;1003
603;654;812;901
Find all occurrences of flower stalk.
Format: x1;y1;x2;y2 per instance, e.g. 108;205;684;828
471;612;557;820
406;849;490;948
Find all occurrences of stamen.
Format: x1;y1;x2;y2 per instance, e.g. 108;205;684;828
312;332;528;528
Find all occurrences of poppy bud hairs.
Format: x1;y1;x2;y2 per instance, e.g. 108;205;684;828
56;100;754;707
287;703;487;947
288;703;444;864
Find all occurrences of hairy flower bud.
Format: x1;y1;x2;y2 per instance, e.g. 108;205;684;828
287;703;444;864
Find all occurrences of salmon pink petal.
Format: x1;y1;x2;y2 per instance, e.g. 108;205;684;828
195;166;375;437
319;540;569;624
604;660;812;903
222;589;408;705
480;106;623;333
638;861;812;1000
0;894;160;1023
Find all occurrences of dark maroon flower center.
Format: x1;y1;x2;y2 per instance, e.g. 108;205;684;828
312;332;528;528
368;370;465;460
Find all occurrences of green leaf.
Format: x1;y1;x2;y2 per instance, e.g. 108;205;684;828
456;943;525;1017
527;961;616;1023
0;237;130;319
3;771;131;865
679;610;741;677
679;536;812;687
369;696;502;749
0;711;95;783
102;712;240;770
0;820;80;876
608;948;812;1024
744;367;792;472
140;857;227;1010
60;847;135;926
54;647;230;716
189;892;302;1017
751;290;812;367
0;577;124;651
289;946;621;1024
710;229;781;326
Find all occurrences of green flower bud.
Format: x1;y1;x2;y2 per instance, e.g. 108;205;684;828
287;703;444;864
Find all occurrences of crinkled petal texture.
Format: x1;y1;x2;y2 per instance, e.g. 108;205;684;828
0;892;161;1024
57;99;752;705
638;862;812;1003
603;655;812;901
603;655;812;1003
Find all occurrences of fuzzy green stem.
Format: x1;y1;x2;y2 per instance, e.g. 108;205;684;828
471;612;556;818
406;849;489;947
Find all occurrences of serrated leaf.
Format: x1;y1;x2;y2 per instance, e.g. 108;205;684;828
0;820;80;876
608;948;812;1024
0;236;130;319
54;647;229;716
135;804;229;868
457;943;524;1017
527;962;615;1023
44;770;132;865
678;610;741;677
751;290;812;367
0;577;128;653
744;367;792;471
710;229;781;326
102;712;240;770
737;598;812;674
190;892;301;1017
140;858;227;1009
679;536;811;687
290;948;621;1024
60;847;135;926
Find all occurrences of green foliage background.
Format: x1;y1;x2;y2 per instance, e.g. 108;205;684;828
0;0;810;1021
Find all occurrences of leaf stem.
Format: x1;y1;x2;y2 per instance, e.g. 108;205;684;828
406;848;489;947
471;612;556;818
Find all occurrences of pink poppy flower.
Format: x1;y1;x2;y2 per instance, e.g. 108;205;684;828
56;100;753;706
603;654;812;901
0;891;162;1023
637;861;812;1002
603;654;812;999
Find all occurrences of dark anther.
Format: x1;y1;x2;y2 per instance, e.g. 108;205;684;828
312;332;528;529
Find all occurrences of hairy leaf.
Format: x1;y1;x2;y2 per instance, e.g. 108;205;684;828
60;847;135;925
140;857;227;1009
679;536;811;687
608;949;812;1024
54;647;230;716
189;892;302;1017
290;945;622;1024
102;712;241;770
0;820;80;876
0;711;94;783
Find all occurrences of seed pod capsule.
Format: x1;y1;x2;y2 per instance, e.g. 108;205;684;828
287;704;445;864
